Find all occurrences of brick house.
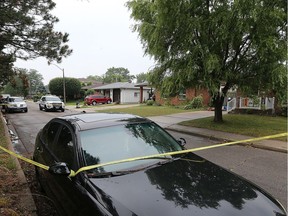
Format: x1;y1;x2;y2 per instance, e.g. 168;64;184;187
154;87;211;106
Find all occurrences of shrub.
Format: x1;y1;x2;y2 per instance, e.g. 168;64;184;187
184;95;204;109
281;106;287;117
164;100;172;106
33;95;41;102
146;100;154;106
85;89;95;96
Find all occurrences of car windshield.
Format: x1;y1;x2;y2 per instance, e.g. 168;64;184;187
80;122;182;174
10;98;23;102
46;97;61;101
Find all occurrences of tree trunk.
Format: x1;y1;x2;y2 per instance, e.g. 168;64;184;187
213;94;225;122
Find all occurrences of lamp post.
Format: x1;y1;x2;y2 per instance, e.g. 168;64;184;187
48;62;66;104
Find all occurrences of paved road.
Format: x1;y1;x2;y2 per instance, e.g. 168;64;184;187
4;101;287;209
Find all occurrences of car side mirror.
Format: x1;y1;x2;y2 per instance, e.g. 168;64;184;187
177;138;186;147
49;162;71;176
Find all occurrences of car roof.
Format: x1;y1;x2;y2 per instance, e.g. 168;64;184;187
57;112;151;131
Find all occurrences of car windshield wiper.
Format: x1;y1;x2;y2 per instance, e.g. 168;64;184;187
111;157;180;174
86;156;205;178
86;157;178;178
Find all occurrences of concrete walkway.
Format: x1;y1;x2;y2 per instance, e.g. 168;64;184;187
66;105;287;153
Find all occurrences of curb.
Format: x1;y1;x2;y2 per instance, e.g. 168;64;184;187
165;126;288;154
1;113;38;216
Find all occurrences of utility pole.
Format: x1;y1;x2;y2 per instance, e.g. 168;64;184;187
48;62;66;104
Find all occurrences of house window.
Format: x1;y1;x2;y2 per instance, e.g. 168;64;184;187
134;92;139;97
178;89;186;100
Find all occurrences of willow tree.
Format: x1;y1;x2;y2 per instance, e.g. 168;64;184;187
127;0;287;122
0;0;72;88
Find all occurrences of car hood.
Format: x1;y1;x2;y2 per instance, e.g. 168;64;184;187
14;102;26;105
89;154;286;216
46;100;62;103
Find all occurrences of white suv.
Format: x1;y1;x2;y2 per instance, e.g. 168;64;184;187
3;96;28;113
39;95;65;112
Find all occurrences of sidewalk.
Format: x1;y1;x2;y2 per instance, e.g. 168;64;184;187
66;106;287;153
166;124;287;153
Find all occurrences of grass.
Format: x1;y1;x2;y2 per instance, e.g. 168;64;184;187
179;114;287;141
0;115;21;215
0;119;16;171
97;105;201;117
96;105;287;141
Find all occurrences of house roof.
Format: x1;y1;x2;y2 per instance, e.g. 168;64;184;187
81;82;105;90
93;82;151;90
134;81;149;87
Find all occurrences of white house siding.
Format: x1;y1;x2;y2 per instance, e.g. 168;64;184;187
121;89;150;104
93;82;151;104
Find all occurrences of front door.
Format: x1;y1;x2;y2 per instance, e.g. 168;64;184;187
113;89;120;103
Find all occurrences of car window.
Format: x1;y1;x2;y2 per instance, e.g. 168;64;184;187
53;125;75;168
46;97;61;101
80;122;182;173
9;98;23;102
14;98;24;102
42;122;61;147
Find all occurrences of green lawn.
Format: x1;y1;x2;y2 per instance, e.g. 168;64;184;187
179;114;287;141
98;105;287;141
97;105;199;117
0;119;16;170
0;115;18;214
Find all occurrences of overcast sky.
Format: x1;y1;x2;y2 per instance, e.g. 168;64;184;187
15;0;155;85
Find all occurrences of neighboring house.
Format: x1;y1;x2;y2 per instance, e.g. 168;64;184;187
78;78;105;92
93;82;151;104
154;84;277;114
155;87;211;106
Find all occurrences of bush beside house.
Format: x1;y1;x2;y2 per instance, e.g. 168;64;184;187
154;88;210;107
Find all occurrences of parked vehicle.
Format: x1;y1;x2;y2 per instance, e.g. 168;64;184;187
84;95;112;105
39;95;65;112
33;113;286;216
2;96;28;113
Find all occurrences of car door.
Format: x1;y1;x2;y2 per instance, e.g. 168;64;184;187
40;121;94;215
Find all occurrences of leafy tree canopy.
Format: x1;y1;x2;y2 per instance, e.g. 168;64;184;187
3;68;29;97
86;75;103;82
127;0;287;121
136;72;149;83
27;69;46;95
103;67;135;83
0;0;72;87
49;77;81;100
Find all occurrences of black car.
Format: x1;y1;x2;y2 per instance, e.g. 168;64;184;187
33;113;286;216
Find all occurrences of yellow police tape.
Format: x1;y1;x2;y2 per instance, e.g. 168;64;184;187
0;145;49;171
0;132;287;177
